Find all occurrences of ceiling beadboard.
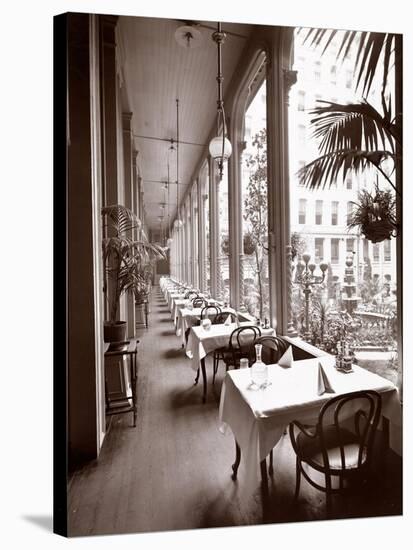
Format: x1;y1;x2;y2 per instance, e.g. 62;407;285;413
118;16;251;229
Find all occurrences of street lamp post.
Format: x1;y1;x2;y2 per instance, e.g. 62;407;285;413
294;253;328;341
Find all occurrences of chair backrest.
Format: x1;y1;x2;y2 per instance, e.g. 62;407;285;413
185;290;198;300
213;311;237;325
250;336;288;364
228;326;262;365
200;305;222;319
192;297;206;308
318;390;382;473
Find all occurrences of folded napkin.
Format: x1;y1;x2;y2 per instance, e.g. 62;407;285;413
224;314;232;326
278;345;294;368
317;362;335;396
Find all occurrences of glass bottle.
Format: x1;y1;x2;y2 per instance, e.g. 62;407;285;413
251;344;268;389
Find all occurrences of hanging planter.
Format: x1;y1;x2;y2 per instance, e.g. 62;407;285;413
347;185;398;243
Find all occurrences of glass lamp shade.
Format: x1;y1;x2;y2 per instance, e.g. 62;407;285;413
208;135;232;160
174;219;183;229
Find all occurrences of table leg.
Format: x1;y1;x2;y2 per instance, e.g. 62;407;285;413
131;353;137;427
260;458;270;511
200;358;207;403
231;441;241;480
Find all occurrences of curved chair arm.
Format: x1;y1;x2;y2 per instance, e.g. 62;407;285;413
289;420;318;457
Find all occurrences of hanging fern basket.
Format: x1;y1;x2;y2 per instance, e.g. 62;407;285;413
361;219;398;243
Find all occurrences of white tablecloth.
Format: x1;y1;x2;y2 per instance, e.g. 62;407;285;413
218;356;401;493
186;322;275;371
176;304;232;344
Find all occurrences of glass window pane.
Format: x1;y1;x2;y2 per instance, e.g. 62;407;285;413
202;166;210;293
331;238;340;263
315;200;323;225
331;201;338;225
217;163;229;302
241;78;269;320
288;27;400;392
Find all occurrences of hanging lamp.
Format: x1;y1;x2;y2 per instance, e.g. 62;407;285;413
209;22;232;179
174;98;183;229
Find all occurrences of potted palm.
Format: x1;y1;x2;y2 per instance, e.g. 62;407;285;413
297;30;401;222
102;204;165;343
347;184;398;243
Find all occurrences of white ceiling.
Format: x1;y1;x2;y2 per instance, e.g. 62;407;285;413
118;16;252;231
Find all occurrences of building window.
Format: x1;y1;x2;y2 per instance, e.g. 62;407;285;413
331;201;339;225
299;199;307;224
347;201;353;224
346;238;355;254
331;238;340;264
315;200;323;225
373;243;380;262
330;65;337;84
314;61;321;81
298;90;305;111
315;238;324;261
384;240;391;261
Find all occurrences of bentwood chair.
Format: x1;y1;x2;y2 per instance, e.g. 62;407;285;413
250;335;289;364
213;311;237;325
213;325;261;383
289;390;382;516
192;297;207;308
200;305;222;320
183;298;206;345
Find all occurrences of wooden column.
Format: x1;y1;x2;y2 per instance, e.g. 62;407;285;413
227;132;242;310
395;33;403;399
198;172;206;291
67;13;104;466
100;15;119;207
123;112;136;338
209;156;219;297
265;27;295;334
132;150;139;238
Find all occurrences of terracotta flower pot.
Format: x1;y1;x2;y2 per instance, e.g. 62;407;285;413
103;321;127;344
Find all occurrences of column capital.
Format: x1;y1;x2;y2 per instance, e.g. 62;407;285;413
283;68;298;97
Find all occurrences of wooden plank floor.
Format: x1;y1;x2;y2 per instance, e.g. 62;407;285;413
68;286;402;537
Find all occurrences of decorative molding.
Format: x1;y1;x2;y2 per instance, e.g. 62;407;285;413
283;69;298;107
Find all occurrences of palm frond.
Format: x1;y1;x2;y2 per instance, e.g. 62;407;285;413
309;100;398;154
102;204;142;236
297;149;394;190
300;28;395;96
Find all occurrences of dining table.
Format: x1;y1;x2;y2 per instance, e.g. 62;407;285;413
186;321;275;402
218;354;402;497
176;302;229;345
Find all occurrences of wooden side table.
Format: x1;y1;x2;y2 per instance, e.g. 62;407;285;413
104;338;139;427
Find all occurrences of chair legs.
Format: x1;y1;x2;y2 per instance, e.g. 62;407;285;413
194;368;200;385
231;441;241;480
212;352;221;384
268;449;274;476
294;457;301;500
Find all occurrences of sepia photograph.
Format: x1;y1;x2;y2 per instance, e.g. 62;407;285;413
53;8;404;539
